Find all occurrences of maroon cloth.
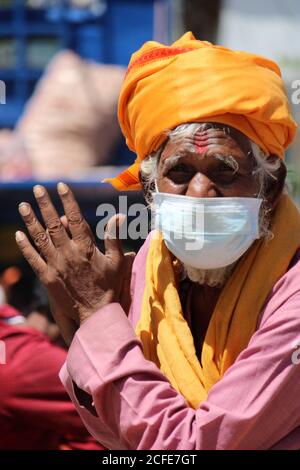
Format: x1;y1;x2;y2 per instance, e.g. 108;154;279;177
0;304;102;450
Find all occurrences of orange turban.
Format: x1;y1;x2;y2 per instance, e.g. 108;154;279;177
105;32;297;191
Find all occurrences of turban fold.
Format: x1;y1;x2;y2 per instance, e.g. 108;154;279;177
105;32;297;191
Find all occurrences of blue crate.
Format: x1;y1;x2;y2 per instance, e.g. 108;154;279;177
0;0;171;128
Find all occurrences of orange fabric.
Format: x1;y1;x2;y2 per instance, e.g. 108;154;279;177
104;32;297;191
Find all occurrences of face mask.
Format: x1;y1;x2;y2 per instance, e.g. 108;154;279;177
152;190;263;270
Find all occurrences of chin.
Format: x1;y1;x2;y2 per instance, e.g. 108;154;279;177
183;262;237;288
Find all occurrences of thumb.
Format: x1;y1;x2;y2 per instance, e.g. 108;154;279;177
104;213;126;260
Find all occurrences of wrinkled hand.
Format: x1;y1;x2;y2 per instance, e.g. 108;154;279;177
16;183;134;345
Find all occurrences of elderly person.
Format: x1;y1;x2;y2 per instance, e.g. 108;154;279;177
16;32;300;450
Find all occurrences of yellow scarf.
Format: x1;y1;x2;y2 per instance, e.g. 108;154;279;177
135;195;300;408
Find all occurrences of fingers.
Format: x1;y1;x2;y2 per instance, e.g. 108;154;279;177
104;213;126;260
33;185;70;248
60;215;69;231
15;231;47;280
57;182;92;244
60;214;96;244
18;202;57;261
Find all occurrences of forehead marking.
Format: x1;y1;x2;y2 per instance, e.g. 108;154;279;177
193;134;209;155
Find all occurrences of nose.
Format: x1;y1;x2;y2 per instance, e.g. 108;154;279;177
185;172;219;198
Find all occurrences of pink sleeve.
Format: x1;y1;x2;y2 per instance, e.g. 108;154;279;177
60;284;300;449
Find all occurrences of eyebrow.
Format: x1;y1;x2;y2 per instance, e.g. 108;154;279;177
161;153;240;172
215;154;239;172
161;155;183;169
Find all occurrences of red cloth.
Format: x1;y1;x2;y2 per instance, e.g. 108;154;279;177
0;305;103;450
0;304;20;320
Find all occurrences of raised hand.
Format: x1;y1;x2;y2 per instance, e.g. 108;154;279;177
16;183;132;344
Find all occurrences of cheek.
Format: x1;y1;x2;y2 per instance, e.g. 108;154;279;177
240;177;260;197
222;179;260;197
157;176;185;195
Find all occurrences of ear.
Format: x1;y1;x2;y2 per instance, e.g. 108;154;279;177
265;157;287;209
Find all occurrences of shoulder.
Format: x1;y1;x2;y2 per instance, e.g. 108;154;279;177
258;248;300;328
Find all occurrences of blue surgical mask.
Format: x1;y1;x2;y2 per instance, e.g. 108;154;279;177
152;190;263;270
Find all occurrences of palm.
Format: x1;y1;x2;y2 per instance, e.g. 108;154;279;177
16;183;134;344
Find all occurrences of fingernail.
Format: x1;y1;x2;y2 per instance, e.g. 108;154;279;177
19;203;30;216
57;182;68;195
33;185;45;198
15;231;25;242
125;251;135;256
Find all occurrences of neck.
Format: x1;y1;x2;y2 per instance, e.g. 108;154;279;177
187;282;222;360
192;283;222;318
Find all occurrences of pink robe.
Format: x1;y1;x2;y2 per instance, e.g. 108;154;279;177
60;233;300;449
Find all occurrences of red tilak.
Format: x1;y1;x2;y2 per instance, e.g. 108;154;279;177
193;135;209;155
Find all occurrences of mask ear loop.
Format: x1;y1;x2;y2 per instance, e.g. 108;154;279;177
154;179;159;193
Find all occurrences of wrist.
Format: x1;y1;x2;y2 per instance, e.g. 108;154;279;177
78;293;117;325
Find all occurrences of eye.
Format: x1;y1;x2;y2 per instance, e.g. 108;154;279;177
213;163;238;184
166;163;194;184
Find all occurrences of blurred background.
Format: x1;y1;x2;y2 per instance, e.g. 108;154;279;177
0;0;299;313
